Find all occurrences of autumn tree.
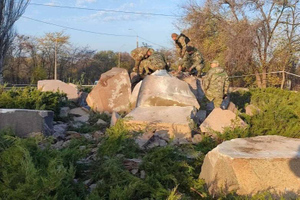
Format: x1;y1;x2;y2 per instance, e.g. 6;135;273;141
0;0;29;84
38;31;70;80
181;0;300;88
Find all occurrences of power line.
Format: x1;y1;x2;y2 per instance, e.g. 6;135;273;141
28;2;181;18
21;16;167;48
22;16;135;37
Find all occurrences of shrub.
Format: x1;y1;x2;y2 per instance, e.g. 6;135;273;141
0;130;88;200
0;87;67;118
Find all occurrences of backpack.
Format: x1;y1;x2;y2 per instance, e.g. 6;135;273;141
179;33;190;44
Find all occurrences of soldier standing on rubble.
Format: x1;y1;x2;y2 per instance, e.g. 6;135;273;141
171;33;190;71
202;60;229;108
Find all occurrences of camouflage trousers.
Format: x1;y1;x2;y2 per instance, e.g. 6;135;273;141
200;95;223;111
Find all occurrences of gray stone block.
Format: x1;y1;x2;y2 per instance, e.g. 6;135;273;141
0;109;54;137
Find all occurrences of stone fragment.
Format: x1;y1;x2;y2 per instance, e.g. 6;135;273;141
37;80;78;100
82;134;93;141
192;134;203;144
93;131;104;140
87;68;131;113
53;123;68;139
89;184;97;191
227;102;238;113
136;75;200;108
125;106;196;139
200;108;247;134
69;107;89;116
131;169;139;175
59;107;70;118
96;119;108;125
200;136;300;198
123;158;142;170
0;109;53;137
135;131;155;148
140;170;146;179
129;81;142;109
110;111;120;127
245;104;260;116
74;115;89;123
51;140;64;150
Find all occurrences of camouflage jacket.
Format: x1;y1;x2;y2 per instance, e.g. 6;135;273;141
175;35;187;58
202;67;229;101
139;52;167;75
130;47;154;71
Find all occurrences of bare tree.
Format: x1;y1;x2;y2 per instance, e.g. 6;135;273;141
0;0;29;84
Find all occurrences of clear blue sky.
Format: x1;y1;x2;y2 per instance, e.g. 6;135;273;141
15;0;188;53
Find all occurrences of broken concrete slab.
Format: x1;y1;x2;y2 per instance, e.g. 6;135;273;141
37;80;78;100
87;67;131;113
200;108;247;133
227;102;238;113
200;135;300;198
59;107;70;118
136;75;200;108
69;107;89;116
110;111;120;127
0;109;53;137
129;81;142;109
125;106;196;139
182;76;205;101
74;115;89;123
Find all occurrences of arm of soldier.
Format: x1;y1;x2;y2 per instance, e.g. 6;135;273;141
202;70;213;91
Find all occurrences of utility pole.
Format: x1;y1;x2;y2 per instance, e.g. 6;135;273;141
54;38;57;80
118;52;121;68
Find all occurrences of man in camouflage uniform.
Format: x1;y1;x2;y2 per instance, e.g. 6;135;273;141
130;47;168;76
139;52;168;75
202;60;229;108
130;47;154;74
171;33;189;59
181;46;205;77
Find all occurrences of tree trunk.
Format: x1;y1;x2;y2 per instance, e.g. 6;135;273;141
280;70;285;89
262;68;267;88
255;71;262;88
0;55;4;84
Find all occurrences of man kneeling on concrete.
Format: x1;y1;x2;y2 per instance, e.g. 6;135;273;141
131;47;168;76
202;60;229;109
178;46;205;77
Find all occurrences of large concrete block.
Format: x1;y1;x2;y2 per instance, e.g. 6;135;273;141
124;106;196;139
129;81;142;109
200;108;246;133
38;80;78;100
0;109;53;137
182;76;205;101
200;135;300;198
87;68;131;113
137;75;200;108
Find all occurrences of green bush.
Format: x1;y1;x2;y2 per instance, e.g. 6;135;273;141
230;88;300;138
0;87;67;118
0;130;88;200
